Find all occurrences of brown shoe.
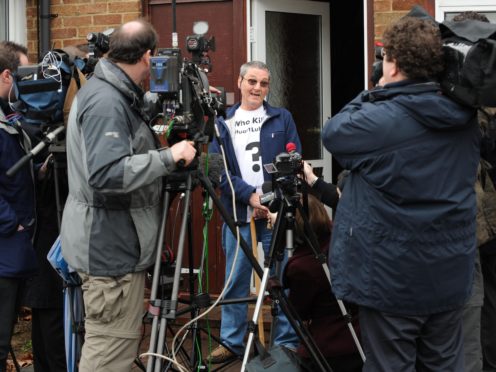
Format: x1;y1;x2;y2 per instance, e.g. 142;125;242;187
207;345;236;364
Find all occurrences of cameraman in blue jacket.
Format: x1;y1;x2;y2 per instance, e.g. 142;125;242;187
0;44;37;372
323;17;479;371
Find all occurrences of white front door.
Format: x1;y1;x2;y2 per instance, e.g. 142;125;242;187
251;0;332;184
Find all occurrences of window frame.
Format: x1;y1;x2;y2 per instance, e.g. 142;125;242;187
435;0;496;22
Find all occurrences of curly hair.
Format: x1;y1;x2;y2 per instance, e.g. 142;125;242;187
108;19;157;65
453;11;489;23
382;17;444;80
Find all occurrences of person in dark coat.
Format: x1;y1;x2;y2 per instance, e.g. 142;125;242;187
322;17;480;371
0;44;37;372
283;194;362;372
22;137;67;372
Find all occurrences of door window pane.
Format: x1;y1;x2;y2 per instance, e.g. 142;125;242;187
445;11;496;22
0;0;7;41
265;11;322;160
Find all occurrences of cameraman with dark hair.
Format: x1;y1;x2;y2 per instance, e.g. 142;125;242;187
60;19;196;372
323;17;479;371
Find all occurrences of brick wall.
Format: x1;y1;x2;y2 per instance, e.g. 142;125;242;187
374;0;434;42
26;0;141;60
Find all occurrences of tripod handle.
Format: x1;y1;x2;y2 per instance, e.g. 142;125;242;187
6;152;34;177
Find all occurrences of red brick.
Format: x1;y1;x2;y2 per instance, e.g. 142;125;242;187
122;13;140;23
50;16;63;29
27;29;38;41
375;24;387;39
77;4;108;15
64;15;93;27
375;0;392;12
51;5;79;16
375;11;406;26
93;14;122;26
109;2;141;13
52;28;78;39
392;0;420;11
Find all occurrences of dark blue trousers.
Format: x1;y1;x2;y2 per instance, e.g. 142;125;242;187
0;278;24;369
359;306;464;372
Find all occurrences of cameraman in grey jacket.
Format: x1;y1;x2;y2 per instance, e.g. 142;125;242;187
60;19;196;372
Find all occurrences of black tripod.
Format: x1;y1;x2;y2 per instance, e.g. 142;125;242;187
242;181;364;369
145;160;332;371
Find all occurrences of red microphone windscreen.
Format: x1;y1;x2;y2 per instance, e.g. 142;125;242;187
286;142;296;153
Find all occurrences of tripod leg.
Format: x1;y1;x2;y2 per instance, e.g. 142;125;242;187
241;267;271;371
146;190;171;372
296;201;366;362
250;218;265;347
199;174;332;371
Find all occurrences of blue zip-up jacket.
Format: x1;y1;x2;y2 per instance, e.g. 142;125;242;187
322;81;480;315
209;102;301;222
0;102;37;278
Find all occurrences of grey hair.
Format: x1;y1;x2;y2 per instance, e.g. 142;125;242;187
239;61;270;79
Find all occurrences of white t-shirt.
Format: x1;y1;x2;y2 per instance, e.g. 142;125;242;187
226;105;268;221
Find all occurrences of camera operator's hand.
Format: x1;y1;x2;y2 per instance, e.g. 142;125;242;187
209;86;221;95
303;161;318;187
267;211;277;229
38;154;53;181
249;193;269;219
170;140;197;166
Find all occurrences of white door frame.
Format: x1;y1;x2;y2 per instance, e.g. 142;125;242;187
249;0;332;184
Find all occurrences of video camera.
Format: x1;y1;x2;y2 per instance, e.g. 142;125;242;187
260;143;303;209
84;28;114;74
149;25;223;149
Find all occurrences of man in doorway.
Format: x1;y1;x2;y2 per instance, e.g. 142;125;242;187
208;60;301;363
323;17;479;371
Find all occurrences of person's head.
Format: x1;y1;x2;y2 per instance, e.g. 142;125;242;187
0;45;19;100
381;17;444;83
0;41;29;66
453;11;490;23
295;194;331;246
238;61;270;110
107;18;158;84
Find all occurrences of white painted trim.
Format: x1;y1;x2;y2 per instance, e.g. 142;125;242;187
246;0;252;61
364;0;369;89
251;0;332;184
8;0;26;45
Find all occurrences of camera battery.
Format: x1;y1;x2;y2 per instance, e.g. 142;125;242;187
150;53;180;96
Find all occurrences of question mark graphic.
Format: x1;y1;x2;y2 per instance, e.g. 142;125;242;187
246;142;261;172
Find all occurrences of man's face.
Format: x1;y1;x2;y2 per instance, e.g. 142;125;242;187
382;53;395;84
238;67;270;110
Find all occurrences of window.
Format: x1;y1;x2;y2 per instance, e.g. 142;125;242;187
1;0;27;44
436;1;496;22
444;11;496;22
0;0;7;42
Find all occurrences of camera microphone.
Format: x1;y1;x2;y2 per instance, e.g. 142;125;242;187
286;142;302;162
200;152;224;188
